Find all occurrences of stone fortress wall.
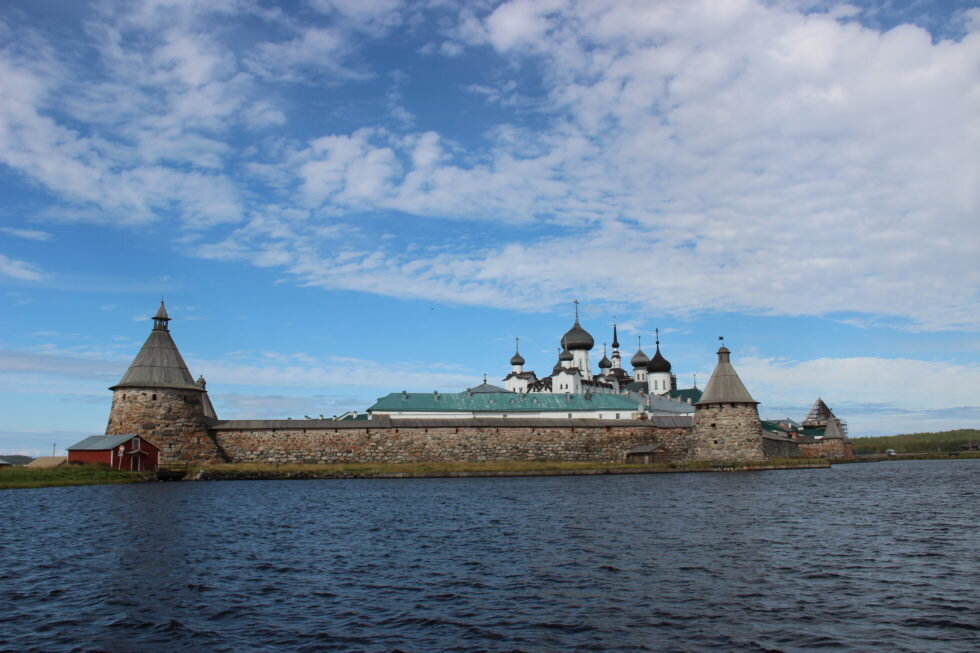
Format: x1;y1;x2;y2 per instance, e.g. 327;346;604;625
202;418;692;465
798;438;853;459
105;302;857;466
688;403;767;461
106;388;221;464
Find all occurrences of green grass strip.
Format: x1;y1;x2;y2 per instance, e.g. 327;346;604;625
0;465;148;490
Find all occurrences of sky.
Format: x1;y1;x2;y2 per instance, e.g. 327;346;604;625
1;0;979;456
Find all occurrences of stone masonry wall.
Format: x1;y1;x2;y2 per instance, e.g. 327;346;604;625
799;439;854;459
106;389;223;464
212;424;693;464
762;436;801;459
688;403;767;461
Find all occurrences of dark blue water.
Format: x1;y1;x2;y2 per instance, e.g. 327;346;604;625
1;460;978;652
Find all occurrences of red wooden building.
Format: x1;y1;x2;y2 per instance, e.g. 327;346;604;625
67;434;160;471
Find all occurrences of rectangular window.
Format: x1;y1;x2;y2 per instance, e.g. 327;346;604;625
615;413;620;419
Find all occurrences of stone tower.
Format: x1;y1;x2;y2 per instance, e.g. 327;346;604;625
688;345;766;461
106;301;222;464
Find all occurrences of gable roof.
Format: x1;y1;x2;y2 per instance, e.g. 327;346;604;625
696;347;758;405
466;382;510;394
369;392;644;413
68;434;139;451
24;456;66;468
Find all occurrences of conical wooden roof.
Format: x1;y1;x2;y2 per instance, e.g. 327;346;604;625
822;418;844;439
110;303;202;392
696;347;758;405
804;398;835;424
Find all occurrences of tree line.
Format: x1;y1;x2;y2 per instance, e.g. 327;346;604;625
849;429;980;454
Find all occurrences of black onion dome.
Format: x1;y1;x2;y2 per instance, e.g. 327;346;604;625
598;355;612;369
559;348;574;361
562;320;594;350
646;345;672;373
510;351;525;366
630;348;649;367
553;360;563;374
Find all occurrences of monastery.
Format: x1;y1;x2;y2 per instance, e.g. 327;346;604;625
368;302;700;420
93;301;852;466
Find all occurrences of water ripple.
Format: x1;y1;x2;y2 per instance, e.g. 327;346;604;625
1;460;978;651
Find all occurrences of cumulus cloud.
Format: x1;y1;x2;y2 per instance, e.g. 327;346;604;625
1;0;977;330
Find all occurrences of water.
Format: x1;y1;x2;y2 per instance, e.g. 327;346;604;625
1;460;978;652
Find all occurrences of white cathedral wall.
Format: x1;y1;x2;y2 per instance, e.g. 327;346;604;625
552;370;582;393
572;350;592;379
648;372;672;395
504;376;529;393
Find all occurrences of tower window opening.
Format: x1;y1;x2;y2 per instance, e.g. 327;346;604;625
152;394;157;400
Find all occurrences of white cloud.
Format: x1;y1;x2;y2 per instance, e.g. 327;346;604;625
1;0;978;331
0;255;43;281
0;227;51;241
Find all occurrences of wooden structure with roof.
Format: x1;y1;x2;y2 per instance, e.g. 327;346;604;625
68;434;160;471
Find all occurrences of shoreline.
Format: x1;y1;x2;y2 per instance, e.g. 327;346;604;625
6;455;977;489
190;461;831;481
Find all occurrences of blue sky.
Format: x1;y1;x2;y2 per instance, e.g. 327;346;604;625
1;0;979;455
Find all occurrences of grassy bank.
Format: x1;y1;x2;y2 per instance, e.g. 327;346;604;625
0;465;148;490
850;429;980;454
859;451;980;462
184;458;830;480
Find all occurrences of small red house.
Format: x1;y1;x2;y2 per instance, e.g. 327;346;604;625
67;434;160;471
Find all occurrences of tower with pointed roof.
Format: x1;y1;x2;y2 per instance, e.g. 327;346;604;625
610;321;622;370
688;344;766;461
105;301;222;463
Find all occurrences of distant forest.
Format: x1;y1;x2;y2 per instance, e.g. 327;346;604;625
849;429;980;454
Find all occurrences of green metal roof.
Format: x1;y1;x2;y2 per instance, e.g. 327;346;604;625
798;428;826;437
761;420;788;432
669;387;703;404
369;392;644;413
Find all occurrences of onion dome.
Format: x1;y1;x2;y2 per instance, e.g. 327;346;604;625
562;300;594;350
562;320;594;351
646;344;672;373
559;348;574;361
631;348;648;368
598;354;612;369
510;337;525;366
